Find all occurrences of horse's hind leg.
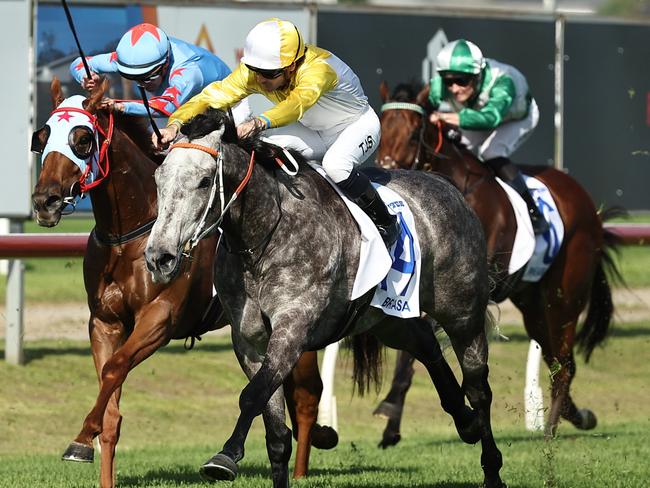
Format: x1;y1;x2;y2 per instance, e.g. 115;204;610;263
374;349;416;448
446;321;504;488
372;317;481;446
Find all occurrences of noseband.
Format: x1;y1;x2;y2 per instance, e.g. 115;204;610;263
380;102;443;170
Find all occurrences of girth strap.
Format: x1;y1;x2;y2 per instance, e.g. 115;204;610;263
93;218;157;247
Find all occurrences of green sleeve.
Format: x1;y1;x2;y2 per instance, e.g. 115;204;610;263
428;76;443;109
458;75;515;130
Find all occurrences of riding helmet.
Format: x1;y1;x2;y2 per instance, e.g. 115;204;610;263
435;39;485;75
116;23;170;77
241;18;305;70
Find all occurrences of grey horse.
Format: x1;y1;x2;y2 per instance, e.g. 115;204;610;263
144;109;505;488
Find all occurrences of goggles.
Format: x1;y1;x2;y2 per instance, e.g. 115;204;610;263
119;63;166;84
246;64;285;80
442;74;475;88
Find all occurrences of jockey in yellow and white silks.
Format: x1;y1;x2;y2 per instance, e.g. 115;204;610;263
429;39;547;235
156;18;399;246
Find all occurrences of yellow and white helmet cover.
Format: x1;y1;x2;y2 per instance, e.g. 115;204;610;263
241;18;306;70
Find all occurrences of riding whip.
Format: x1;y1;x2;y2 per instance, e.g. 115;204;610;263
137;86;163;144
60;0;92;79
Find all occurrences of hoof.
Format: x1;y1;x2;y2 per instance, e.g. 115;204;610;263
62;441;94;463
456;406;481;445
311;424;338;450
199;453;238;482
377;431;401;449
575;409;597;430
373;401;401;420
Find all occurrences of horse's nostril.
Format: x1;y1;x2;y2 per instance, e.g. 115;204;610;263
158;253;176;272
45;194;62;210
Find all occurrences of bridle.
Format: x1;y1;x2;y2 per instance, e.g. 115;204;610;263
169;140;299;258
380;102;443;171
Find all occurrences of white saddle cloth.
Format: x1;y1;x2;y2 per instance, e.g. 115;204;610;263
496;175;565;282
309;164;421;318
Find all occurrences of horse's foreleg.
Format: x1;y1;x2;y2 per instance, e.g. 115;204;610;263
62;318;125;476
284;350;320;478
98;387;123;488
374;349;415;448
68;310;171;450
201;319;308;487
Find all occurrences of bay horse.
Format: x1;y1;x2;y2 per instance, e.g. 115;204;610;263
144;108;506;488
375;82;622;444
30;79;334;487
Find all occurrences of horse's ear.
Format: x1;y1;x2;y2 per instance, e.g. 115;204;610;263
50;77;65;108
379;81;390;103
415;85;430;107
85;78;109;114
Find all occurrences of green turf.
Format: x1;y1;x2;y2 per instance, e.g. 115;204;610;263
1;318;649;487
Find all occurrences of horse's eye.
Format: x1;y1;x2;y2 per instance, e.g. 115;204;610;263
198;177;212;189
69;126;95;159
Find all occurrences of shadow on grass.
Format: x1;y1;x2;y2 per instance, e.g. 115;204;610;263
493;325;650;344
117;464;489;488
0;338;233;365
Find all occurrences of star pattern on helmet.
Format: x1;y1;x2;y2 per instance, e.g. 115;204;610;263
170;68;185;79
109;52;117;63
129;23;161;46
57;111;74;122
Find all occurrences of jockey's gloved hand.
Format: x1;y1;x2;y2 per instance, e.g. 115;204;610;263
153;125;178;151
98;98;125;114
81;72;102;92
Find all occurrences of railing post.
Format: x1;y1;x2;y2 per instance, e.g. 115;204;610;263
5;219;25;365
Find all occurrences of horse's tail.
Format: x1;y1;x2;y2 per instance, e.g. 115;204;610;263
347;332;384;397
576;207;626;362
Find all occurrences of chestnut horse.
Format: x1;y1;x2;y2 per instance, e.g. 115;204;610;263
30;79;333;487
375;82;622;442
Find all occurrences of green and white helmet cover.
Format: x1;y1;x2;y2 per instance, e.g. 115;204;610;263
435;39;485;75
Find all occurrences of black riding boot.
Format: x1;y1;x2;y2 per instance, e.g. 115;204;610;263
337;169;401;247
486;157;550;235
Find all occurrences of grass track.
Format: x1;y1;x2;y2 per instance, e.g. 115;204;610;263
1;318;649;487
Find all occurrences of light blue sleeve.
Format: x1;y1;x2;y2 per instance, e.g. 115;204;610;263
70;52;119;84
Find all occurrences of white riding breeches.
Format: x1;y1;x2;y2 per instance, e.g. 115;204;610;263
461;98;539;161
262;106;381;183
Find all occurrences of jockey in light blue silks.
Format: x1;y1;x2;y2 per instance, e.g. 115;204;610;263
428;39;548;235
70;23;250;123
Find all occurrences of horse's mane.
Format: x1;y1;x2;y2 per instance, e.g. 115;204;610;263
180;108;309;172
391;82;423;103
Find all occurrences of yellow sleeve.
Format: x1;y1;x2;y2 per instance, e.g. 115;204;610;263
167;64;253;128
259;62;338;128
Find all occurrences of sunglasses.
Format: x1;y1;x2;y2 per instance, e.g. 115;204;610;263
442;75;474;87
246;64;285;80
